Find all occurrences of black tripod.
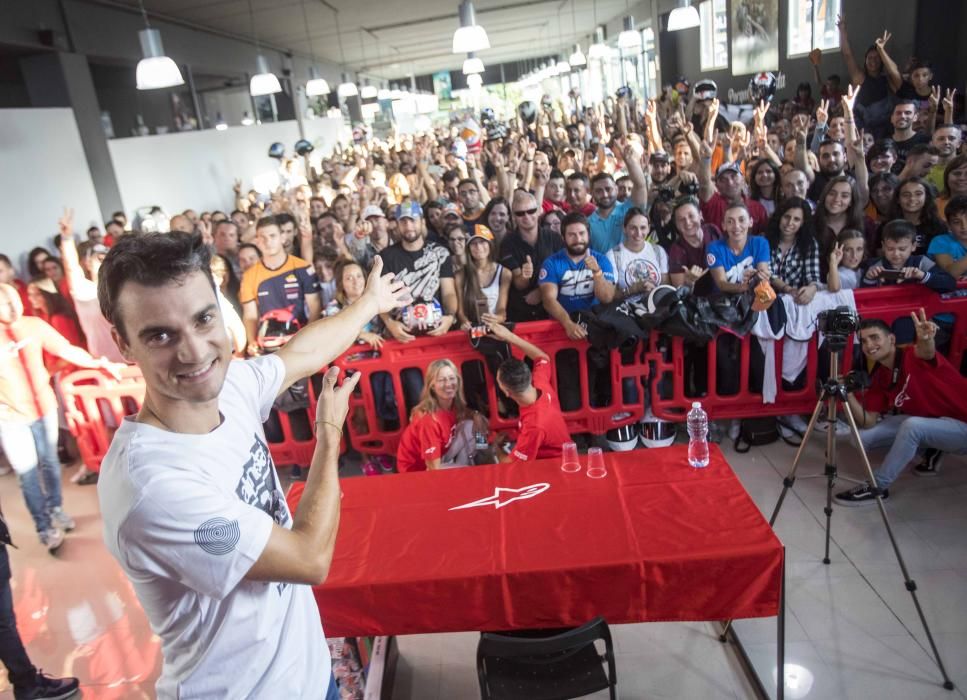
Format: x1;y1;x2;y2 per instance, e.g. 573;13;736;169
722;343;954;691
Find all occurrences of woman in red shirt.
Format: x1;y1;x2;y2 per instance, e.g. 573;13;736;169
26;278;86;374
396;359;483;472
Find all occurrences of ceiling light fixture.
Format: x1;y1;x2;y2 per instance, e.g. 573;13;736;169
360;83;378;99
300;0;330;96
463;52;485;75
134;1;184;90
667;0;701;31
467;73;483;89
452;0;490;54
247;0;281;95
569;43;586;67
588;25;608;59
332;9;357;98
618;15;641;49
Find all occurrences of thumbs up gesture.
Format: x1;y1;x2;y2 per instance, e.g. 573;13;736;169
521;255;534;279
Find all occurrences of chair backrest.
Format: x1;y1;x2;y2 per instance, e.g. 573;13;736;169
476;617;616;698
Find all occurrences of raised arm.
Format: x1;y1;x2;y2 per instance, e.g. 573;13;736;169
485;320;548;362
837;14;866;86
275;256;407;391
873;30;903;92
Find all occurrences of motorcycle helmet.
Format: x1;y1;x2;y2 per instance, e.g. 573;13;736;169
606;425;639;452
518;101;538;125
450;138;468;160
748;72;778;103
460;117;482;153
401;299;443;334
480;107;496;126
268;142;285;159
132;206;170;234
294;138;314;156
693;79;718;101
639;409;676;448
486;122;508;141
647;284;680;315
673;76;690;96
257;307;302;352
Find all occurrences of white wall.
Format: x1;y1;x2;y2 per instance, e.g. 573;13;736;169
107;117;345;217
0;109;101;276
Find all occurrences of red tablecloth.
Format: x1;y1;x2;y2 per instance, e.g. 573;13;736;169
287;445;782;637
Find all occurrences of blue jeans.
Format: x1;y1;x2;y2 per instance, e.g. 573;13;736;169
326;670;339;700
858;414;967;489
0;413;63;534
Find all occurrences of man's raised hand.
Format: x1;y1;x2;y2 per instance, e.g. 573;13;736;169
364;256;410;315
910;307;937;342
58;207;75;240
316;367;363;432
521;255;534;279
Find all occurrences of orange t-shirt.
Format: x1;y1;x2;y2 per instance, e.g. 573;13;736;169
1;316;71;422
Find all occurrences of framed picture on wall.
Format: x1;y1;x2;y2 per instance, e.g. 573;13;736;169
730;0;778;76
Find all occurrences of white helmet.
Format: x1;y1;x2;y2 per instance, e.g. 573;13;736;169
639;409;676;448
606;425;639;452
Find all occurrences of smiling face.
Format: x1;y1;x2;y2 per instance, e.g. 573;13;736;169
723;206;751;242
870;149;896;174
779;207;804;238
754;163;776;190
592;176;618;211
840;237;865;269
824;181;853;216
674;203;703;244
623;213;650;248
892;103;916;131
932;127;962;159
340;263;366;301
819;142;845;175
949;164;967;196
898;182;926;215
563;222;589;257
431;365;459;403
113;270;231;409
859;326;895;364
566;178;590;208
487;203;509;235
782;169;809;199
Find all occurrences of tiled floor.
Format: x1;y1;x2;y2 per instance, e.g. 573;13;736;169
1;433;965;699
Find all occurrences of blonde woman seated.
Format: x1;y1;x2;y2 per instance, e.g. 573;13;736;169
396;359;487;472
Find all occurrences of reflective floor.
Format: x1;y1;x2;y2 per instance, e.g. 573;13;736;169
1;435;965;699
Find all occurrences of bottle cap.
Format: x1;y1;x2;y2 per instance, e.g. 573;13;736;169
692;402;701;409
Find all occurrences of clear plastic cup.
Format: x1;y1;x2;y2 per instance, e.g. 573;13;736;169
586;447;607;479
561;442;581;473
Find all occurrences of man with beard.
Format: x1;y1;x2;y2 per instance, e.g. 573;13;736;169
804;139;847;201
499;191;563;322
378;202;458;343
539;212;615;339
457;178;487;229
587;142;648;253
275;213;298;255
926;125;962;193
565;172;597;217
889;100;930;172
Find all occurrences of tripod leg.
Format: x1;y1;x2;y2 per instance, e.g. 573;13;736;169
822;393;839;565
768;397;826;527
840;403;956;690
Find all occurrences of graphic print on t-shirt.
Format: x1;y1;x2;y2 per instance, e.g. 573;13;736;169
708;252;755;284
235;434;291;594
397;246;451;302
558;269;595;299
623;258;660;288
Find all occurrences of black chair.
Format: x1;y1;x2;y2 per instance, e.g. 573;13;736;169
476;617;617;700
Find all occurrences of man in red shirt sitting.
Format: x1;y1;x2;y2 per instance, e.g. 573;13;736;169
835;310;967;506
486;322;571;463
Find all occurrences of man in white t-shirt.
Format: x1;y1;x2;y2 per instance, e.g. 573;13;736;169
95;232;406;699
605;206;669;301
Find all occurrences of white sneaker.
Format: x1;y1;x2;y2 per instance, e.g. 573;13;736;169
778;414;809;438
40;527;65;554
728;419;741;441
50;508;75;532
813;417;851;437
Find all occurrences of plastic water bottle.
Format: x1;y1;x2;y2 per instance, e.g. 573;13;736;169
687;402;710;468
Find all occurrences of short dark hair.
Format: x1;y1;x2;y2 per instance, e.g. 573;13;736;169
442;169;460;184
859;318;892;336
256;216;279;232
894;99;917;110
622;206;649;228
231;209;246;218
567;172;590;187
275;213;296;228
944;195;967;221
560;211;589;236
497;357;532;394
881;219;917;243
819;138;845;152
549;169;566;181
98;232;215;342
590;172;615;188
105;219;124;231
457;178;477;191
238;242;262;259
0;253;12;267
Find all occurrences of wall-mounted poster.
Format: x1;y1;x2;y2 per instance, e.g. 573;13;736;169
432;70;453;100
731;0;778;76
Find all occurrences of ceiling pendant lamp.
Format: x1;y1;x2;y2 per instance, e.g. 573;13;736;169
306;66;330;96
467;73;483;89
337;72;359;97
569;43;587;67
360;83;378;99
618;16;641;49
588;26;608;59
463;52;485;75
134;0;183;90
556;56;571;74
667;0;701;31
452;0;490;53
250;54;282;96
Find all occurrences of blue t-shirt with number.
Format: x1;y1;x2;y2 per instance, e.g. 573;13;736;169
706;236;771;284
539;249;616;313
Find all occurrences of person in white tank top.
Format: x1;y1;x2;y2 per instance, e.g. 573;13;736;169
456;225;512;328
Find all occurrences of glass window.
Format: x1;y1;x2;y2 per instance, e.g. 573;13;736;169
700;0;729;71
787;0;841;57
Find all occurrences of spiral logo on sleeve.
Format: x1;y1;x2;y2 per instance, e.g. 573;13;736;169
193;517;240;556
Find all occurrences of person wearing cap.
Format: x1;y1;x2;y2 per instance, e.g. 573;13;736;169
698;161;769;234
649;152;673;188
55;208;124;363
350;205;391;270
455;225;510;330
440;201;464;235
378;201;458;343
587;141;649;254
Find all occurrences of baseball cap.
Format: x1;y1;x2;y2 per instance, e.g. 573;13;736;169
694;79;718;100
362;205;385;220
468;224;495;244
394;201;423;221
716;162;742;178
442;202;461;218
649;152;670;164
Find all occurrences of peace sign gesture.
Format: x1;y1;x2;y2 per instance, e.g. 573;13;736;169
943;88;957;117
57;207;75;240
841;85;857;115
910;307;937;343
815;98;830;126
874;30;892;50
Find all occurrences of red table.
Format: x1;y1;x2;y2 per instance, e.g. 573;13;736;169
287;445;783;639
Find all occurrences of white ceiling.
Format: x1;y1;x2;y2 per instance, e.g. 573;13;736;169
117;0;636;79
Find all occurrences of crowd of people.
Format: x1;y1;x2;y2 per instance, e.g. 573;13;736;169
1;15;966;560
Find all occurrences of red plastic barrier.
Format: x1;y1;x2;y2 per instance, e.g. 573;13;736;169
59;285;967;469
59;366;146;473
330;320;649;457
648;285;967;421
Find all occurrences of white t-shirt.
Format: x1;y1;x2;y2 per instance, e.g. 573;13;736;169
98;354;330;699
606;242;668;293
837;266;861;290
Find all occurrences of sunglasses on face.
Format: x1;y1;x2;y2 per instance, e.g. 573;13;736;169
449;236;467;243
513;208;538;217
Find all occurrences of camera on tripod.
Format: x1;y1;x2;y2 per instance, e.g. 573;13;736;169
817;305;860;351
842;369;870;393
